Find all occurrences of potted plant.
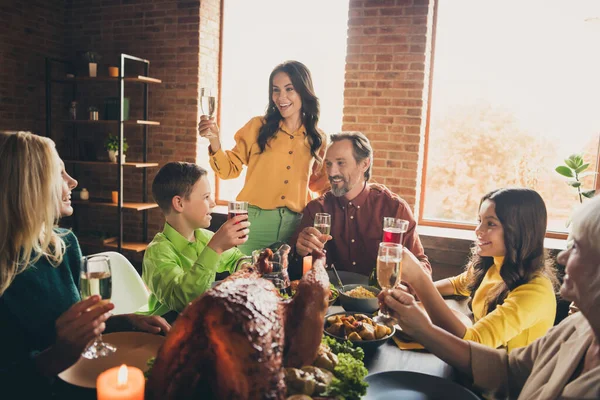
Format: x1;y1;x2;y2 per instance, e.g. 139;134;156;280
555;154;596;204
105;134;128;163
83;51;102;77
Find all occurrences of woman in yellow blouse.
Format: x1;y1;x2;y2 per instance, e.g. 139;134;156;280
397;188;557;351
198;61;329;255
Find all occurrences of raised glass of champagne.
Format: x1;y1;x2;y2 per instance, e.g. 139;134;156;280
80;255;116;359
314;213;331;237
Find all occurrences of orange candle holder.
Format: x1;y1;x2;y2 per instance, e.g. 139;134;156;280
97;364;144;400
108;66;119;77
302;255;313;276
112;191;119;204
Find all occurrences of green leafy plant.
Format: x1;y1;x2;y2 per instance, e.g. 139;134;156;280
555;154;596;203
83;51;102;63
104;134;128;153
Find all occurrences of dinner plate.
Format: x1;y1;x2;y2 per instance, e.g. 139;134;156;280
364;371;480;399
58;332;165;388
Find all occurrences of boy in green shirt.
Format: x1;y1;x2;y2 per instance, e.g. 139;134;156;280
142;162;250;317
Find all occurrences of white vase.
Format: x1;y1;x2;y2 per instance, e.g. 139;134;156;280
89;63;97;77
108;150;117;163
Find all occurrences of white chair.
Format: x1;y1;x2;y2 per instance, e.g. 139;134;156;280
87;251;150;315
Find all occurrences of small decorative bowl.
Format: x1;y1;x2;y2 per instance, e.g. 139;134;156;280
339;284;381;314
323;311;395;353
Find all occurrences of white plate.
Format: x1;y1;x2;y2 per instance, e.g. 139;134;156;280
58;331;164;388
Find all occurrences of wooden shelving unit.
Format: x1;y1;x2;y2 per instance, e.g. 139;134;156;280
64;160;159;168
46;54;160;254
52;75;162;84
62;120;160;125
73;199;159;211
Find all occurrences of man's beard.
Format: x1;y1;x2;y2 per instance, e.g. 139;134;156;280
329;176;350;197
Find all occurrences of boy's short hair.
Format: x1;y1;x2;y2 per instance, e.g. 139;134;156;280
152;162;207;214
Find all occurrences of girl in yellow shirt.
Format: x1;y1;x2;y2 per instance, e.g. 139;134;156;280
397;188;557;351
198;61;329;255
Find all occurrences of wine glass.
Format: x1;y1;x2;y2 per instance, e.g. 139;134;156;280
200;87;217;118
79;255;117;359
228;201;249;239
313;213;331;240
382;217;409;244
377;242;403;319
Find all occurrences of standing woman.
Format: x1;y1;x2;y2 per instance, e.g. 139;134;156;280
198;60;329;255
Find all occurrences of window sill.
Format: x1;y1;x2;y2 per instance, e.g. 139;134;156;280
418;225;567;251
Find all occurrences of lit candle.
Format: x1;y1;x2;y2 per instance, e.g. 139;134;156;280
97;364;145;400
302;255;312;275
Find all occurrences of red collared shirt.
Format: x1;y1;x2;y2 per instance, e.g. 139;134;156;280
290;183;431;276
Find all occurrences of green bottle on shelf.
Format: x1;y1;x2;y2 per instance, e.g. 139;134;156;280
369;267;381;289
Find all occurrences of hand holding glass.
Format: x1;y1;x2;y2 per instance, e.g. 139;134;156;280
79;255;116;359
313;213;331;241
377;242;403;318
382;217;409;244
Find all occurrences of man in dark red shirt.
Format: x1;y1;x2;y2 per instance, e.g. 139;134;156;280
288;131;431;278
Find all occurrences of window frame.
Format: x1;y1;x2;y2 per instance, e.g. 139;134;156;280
417;2;600;241
214;0;228;206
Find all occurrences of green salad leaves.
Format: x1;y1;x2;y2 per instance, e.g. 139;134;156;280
321;336;369;400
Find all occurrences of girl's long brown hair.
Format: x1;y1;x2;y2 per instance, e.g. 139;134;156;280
0;131;65;296
465;188;558;313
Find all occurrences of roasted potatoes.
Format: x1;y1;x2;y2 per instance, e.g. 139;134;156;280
325;313;392;341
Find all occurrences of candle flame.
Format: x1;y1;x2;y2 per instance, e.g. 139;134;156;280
117;364;128;388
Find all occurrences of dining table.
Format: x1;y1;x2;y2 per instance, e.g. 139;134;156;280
55;286;475;399
329;297;472;380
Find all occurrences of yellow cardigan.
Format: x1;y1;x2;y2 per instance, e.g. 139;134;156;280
449;256;556;352
209;116;329;213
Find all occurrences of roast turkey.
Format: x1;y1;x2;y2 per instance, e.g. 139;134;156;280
147;249;330;399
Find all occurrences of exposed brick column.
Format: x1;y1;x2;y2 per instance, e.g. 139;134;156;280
342;0;432;209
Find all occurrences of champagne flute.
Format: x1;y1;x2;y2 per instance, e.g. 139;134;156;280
382;217;409;244
313;213;331;240
377;242;403;319
80;255;117;359
200;87;217;118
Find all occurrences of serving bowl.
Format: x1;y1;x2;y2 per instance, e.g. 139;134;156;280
328;286;339;306
323;311;395;353
339;284;381;314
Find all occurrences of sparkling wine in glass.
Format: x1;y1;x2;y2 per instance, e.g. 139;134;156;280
377;242;403;318
382;217;409;244
314;213;331;238
228;200;249;239
200;87;216;118
80;255;117;359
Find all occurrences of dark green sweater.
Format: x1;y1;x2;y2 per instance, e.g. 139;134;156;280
0;229;82;398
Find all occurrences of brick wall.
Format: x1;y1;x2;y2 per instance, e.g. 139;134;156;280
58;0;220;261
342;0;432;210
0;0;66;133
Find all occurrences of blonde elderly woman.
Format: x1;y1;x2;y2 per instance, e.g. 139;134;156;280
0;132;170;398
381;195;600;399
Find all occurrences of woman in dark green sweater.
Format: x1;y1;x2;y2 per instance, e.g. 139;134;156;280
0;131;170;398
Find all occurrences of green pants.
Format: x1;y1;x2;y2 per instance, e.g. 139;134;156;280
238;205;302;256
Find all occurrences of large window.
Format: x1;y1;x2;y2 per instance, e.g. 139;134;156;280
215;0;349;203
422;1;600;234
